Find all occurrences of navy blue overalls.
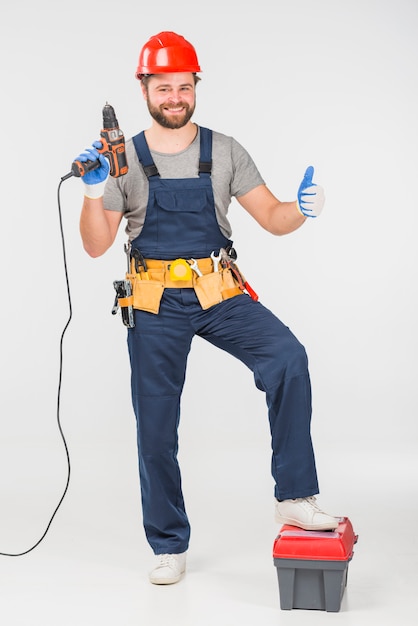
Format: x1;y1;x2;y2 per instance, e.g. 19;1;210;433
128;127;319;555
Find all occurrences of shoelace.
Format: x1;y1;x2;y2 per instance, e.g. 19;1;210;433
305;496;322;510
295;496;324;512
156;554;178;569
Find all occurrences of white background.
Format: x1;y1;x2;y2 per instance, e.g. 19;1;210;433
0;1;417;624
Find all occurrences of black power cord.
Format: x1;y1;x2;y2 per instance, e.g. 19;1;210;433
0;177;72;556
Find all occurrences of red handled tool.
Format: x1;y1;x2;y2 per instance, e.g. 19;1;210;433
219;248;259;301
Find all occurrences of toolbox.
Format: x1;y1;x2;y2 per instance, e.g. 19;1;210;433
273;517;358;612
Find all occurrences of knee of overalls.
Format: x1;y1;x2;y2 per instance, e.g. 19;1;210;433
254;333;309;392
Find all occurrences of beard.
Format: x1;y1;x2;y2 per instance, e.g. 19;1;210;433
146;98;195;129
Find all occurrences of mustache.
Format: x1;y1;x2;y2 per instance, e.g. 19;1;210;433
161;102;190;109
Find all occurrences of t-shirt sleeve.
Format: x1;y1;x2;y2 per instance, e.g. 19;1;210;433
230;138;265;198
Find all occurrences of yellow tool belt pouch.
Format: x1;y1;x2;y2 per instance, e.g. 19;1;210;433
129;273;165;315
194;267;242;310
125;259;243;313
193;271;223;310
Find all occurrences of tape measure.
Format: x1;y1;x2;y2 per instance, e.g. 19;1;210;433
169;259;193;281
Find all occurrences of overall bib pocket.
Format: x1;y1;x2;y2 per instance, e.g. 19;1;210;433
155;188;208;213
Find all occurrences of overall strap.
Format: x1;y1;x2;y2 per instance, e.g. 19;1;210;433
132;131;160;179
132;127;213;178
198;127;212;176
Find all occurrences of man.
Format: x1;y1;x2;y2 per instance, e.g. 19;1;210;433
76;31;339;585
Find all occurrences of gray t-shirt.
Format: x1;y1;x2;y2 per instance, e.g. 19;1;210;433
104;126;265;242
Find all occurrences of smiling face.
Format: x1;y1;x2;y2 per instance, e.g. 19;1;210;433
142;73;197;129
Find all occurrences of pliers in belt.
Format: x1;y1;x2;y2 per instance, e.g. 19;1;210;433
219;248;259;301
131;248;150;280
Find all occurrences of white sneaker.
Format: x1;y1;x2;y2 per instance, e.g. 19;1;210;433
149;552;187;585
275;496;339;531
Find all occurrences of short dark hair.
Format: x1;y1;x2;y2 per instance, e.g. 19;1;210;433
141;74;201;91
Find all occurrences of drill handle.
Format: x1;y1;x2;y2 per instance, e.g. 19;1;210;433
99;129;128;178
71;156;101;178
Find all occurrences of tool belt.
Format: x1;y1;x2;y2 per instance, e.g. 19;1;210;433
123;256;244;314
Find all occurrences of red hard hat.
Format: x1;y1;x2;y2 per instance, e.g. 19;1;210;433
135;31;201;79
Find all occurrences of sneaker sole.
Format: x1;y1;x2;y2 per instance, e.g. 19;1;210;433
275;514;339;531
149;569;186;585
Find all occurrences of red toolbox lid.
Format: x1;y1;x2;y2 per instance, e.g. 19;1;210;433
273;517;358;561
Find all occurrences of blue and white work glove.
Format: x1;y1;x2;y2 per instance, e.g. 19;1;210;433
296;166;325;218
75;140;110;199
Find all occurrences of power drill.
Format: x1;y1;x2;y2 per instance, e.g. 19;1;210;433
71;103;128;178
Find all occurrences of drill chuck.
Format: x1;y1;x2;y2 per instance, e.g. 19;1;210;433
102;102;118;128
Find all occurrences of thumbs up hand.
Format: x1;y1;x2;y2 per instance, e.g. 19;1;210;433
296;166;325;218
